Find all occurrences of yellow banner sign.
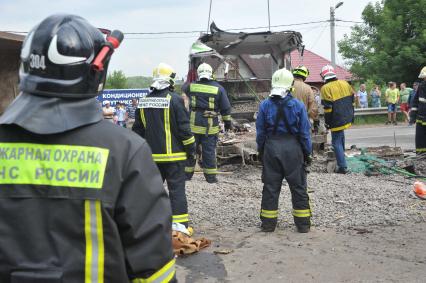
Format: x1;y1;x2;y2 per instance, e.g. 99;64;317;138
0;143;109;189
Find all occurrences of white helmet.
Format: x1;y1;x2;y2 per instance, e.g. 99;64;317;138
320;65;337;81
270;68;294;97
197;63;213;80
418;66;426;79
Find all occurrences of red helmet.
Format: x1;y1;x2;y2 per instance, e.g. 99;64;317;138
320;65;337;81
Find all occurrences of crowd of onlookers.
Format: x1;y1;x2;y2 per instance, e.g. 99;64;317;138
101;98;139;128
354;81;419;125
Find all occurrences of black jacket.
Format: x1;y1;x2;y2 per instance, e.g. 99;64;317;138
0;117;175;282
182;80;232;135
133;88;195;162
410;81;426;124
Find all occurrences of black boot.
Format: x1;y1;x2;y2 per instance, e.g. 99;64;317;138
206;175;218;183
296;225;310;233
261;222;276;232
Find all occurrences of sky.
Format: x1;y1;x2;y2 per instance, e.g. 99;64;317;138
0;0;375;78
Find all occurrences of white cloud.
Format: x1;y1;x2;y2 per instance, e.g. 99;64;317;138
0;0;373;77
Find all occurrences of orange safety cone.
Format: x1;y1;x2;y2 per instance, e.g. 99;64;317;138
413;181;426;200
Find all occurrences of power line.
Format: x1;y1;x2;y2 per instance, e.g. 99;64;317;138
309;23;329;50
1;20;332;35
336;19;363;24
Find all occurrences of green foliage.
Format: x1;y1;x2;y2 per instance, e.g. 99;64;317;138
354;113;404;125
126;76;153;89
338;0;426;85
105;70;127;89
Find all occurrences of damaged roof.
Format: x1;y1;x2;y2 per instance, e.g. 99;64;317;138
199;22;303;56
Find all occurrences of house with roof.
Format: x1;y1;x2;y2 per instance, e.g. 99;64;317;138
290;49;353;90
0;32;24;115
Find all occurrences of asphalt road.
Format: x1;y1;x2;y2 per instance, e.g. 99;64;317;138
333;124;416;150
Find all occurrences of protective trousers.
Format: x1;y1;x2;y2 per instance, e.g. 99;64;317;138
260;135;311;229
156;161;189;227
416;123;426;155
185;134;218;183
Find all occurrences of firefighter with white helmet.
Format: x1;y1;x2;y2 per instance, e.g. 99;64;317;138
320;64;354;174
133;62;195;229
410;66;426;155
256;68;312;233
183;62;232;183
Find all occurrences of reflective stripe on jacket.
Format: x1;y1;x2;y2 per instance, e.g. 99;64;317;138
183;80;231;135
0;121;175;283
133;88;194;163
320;79;354;132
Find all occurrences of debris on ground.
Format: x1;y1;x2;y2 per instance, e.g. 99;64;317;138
213;249;234;255
172;231;211;256
413;181;426;200
186;166;426;231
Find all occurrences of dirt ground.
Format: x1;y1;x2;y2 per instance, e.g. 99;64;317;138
176;166;426;282
176;223;426;282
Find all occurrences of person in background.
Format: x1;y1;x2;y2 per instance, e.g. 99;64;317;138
408;82;419;111
356;84;368;108
370;85;382;108
102;100;114;121
115;102;128;127
385;82;400;125
126;98;139;128
399;83;410;123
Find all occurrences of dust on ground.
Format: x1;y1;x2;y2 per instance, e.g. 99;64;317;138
177;165;426;282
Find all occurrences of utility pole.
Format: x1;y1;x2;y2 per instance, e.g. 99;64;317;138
267;0;271;31
330;2;344;67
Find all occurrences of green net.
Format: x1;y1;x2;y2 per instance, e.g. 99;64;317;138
347;152;397;175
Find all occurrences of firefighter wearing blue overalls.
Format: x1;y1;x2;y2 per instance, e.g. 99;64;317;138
133;63;195;229
410;66;426;156
183;63;232;183
0;14;175;282
256;68;313;233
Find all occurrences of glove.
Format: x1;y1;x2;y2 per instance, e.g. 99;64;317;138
185;143;196;160
304;154;313;166
224;120;232;132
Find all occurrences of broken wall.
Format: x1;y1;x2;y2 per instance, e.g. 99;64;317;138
0;50;20;115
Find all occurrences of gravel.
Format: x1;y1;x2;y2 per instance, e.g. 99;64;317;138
186;166;426;230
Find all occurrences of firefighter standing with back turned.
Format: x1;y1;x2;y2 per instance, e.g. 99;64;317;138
320;65;354;174
292;65;319;131
183;63;232;183
256;68;313;233
133;63;195;229
0;14;176;282
410;66;426;155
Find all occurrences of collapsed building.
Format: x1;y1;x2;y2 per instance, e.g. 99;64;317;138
0;32;24;115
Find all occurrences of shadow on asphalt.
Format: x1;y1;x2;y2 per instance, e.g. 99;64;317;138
177;251;228;282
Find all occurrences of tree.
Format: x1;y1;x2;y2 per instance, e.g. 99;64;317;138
105;70;127;89
338;0;426;84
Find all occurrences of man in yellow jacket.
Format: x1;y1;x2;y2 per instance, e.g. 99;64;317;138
320;65;354;174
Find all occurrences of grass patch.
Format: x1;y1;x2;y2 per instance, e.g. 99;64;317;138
354;113;405;125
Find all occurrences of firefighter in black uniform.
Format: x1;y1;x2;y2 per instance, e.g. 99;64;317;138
256;68;313;233
133;63;195;228
183;63;232;183
410;66;426;155
0;15;176;282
